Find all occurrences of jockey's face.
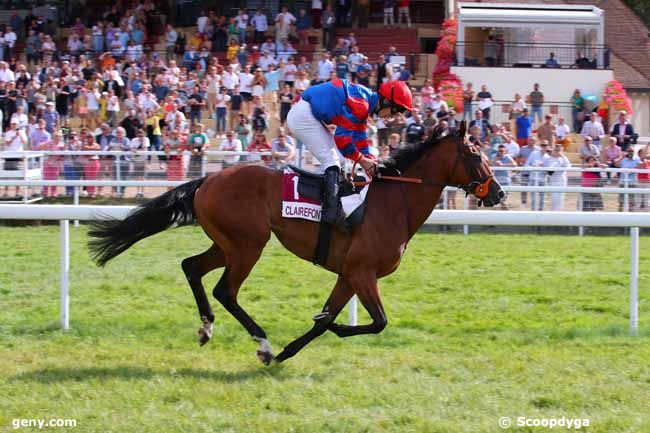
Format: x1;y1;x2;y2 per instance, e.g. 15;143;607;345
377;106;393;118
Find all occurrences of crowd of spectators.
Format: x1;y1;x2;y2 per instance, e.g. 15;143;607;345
0;3;645;211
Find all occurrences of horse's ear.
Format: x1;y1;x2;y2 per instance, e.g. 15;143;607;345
458;120;467;138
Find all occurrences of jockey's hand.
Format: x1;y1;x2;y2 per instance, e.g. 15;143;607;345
359;156;378;176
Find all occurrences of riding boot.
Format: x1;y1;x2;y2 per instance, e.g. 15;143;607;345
321;165;340;224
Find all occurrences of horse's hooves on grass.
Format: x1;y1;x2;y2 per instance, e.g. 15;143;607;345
198;326;212;346
257;350;274;366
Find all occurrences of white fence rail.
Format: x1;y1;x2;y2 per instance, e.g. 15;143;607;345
0;205;646;335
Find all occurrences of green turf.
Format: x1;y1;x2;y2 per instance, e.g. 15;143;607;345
0;227;649;433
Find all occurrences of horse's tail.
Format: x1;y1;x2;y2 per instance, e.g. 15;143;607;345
88;177;205;266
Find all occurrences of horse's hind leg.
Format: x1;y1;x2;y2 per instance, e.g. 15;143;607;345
328;274;387;338
181;243;225;346
275;276;353;363
212;248;274;364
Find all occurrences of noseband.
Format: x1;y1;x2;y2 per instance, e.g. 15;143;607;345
447;139;494;199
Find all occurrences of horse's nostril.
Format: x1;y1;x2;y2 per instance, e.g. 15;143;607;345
498;190;506;199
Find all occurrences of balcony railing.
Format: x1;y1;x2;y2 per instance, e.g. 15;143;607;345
455;42;609;69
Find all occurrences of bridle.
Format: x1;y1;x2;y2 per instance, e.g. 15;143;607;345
352;134;494;201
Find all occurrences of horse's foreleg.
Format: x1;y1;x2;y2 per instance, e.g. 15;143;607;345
181;244;225;346
327;275;387;338
275;276;353;363
212;249;273;364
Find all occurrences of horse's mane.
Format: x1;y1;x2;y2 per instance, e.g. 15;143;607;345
381;130;450;173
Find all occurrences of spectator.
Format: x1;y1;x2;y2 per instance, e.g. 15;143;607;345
248;131;273;164
251;97;269;132
601;136;622;181
355;62;371;87
164;130;186;184
555;116;572;149
235;114;251;149
484;35;497;66
544;145;571;211
516;138;538;208
312;0;323;29
579;136;600;162
536;114;555;146
476;84;493;119
335;55;350;79
527;83;544;125
581;156;605;211
250;68;268;113
235;8;249;44
145;109;162;165
228;86;244;131
525;139;550;211
405;111;425;146
275;5;296;43
637;149;650;210
575;51;591;69
581;113;605;149
490;144;516;209
515;108;533;147
109;127;131;197
81;134;101;198
321;4;336;50
187;84;205;125
215;88;231;135
571;89;585;132
261;37;276;55
38;130;63;198
397;0;411;28
296;8;312;46
218;130;243;165
129;129;149;197
29;119;51;150
251;8;269;43
278;84;294;126
188;123;209;178
258;50;277;72
375;54;388;89
271;130;296;167
383;0;396;27
469;110;490;141
544;52;559;68
616;147;641;211
610;110;636;151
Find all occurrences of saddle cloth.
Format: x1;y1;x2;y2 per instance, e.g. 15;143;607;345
281;166;369;226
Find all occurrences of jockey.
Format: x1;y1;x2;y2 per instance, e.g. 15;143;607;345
287;78;413;224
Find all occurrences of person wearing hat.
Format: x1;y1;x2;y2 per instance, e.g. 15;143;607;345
287;78;413;225
515;107;533;147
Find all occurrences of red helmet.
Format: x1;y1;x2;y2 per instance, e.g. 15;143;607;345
378;80;414;112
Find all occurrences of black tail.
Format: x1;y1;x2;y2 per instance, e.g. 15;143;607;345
88;177;205;266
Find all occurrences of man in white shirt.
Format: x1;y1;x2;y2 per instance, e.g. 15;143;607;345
258;52;277;72
275;6;296;42
317;53;334;80
10;106;28;131
347;46;363;81
0;61;15;82
555;116;571;141
218;131;243;164
3;26;17;56
525;140;551;211
580;113;605;148
3;120;28;196
196;11;209;35
221;65;240;92
260;37;276;55
251;8;268;43
235;8;249;43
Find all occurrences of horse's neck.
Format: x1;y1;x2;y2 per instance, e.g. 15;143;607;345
400;158;447;240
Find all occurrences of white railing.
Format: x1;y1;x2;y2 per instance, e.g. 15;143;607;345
0;205;645;335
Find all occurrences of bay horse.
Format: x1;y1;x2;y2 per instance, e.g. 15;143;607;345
88;121;504;364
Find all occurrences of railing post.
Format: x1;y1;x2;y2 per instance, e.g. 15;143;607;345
22;154;28;203
60;219;70;330
73;186;80;227
443;188;449;210
200;154;207;177
348;296;357;326
115;157;121;196
463;194;469;235
629;226;639;335
624;178;630;212
578;192;584;236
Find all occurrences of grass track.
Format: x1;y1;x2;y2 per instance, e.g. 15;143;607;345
1;227;649;433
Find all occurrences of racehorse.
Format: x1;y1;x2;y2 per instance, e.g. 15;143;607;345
88;121;504;364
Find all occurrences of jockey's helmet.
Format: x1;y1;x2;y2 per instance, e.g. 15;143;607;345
378;81;414;113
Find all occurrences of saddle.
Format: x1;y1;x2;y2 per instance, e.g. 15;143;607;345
282;165;370;266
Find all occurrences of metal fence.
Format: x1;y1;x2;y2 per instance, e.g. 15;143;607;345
455;42;609;69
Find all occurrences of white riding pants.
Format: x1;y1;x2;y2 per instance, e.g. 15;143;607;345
287;99;341;173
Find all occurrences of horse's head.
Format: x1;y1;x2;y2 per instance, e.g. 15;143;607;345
441;121;505;207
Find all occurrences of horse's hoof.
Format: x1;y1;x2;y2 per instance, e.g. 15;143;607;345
257;350;274;366
197;319;213;346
